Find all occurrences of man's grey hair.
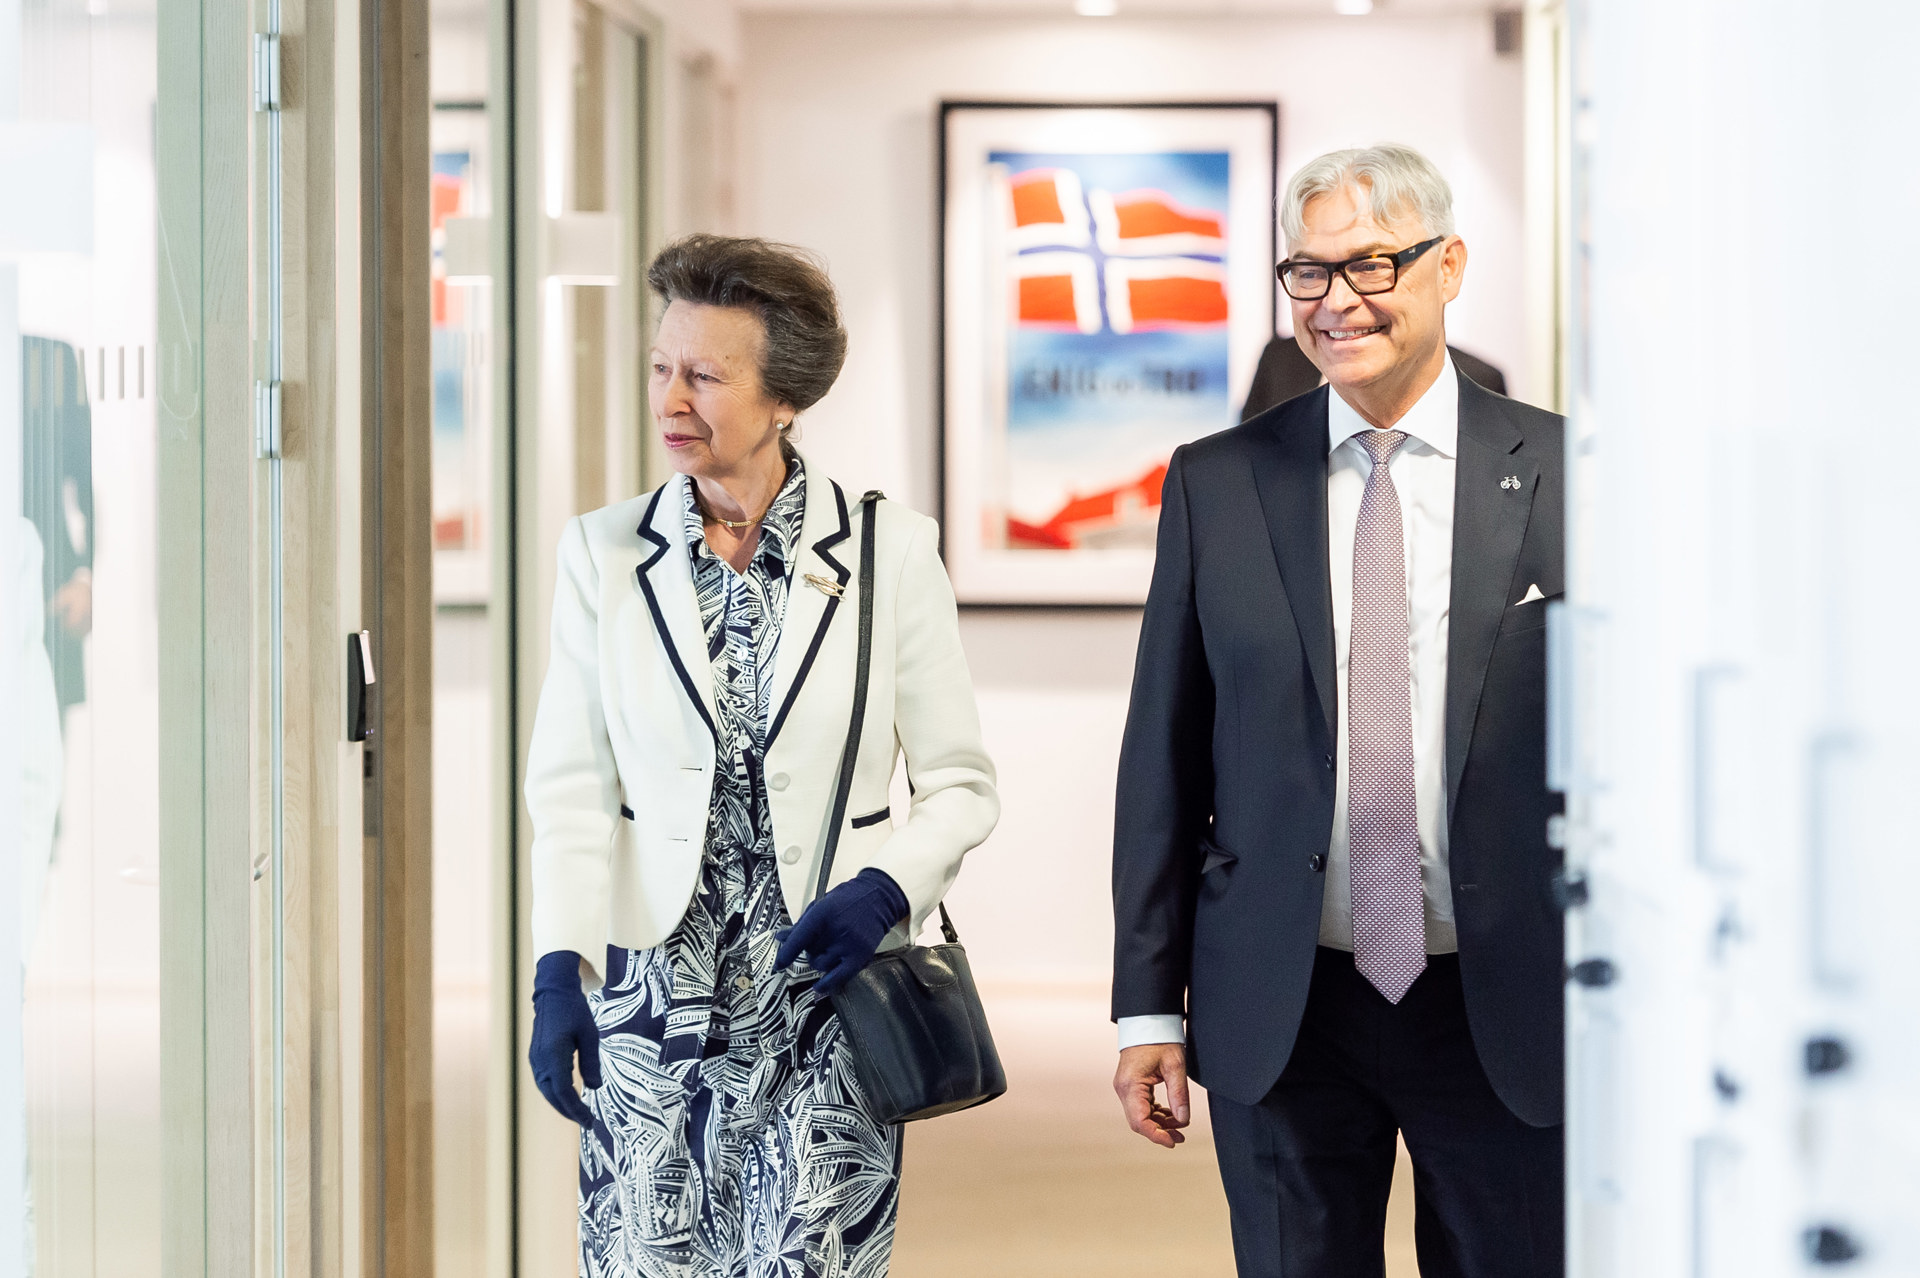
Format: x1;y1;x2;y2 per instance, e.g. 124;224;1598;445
1280;144;1457;248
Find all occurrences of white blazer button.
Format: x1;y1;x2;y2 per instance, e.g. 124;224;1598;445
780;845;802;865
769;772;790;791
734;975;752;992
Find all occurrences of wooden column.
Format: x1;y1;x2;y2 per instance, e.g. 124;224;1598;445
267;0;358;1272
360;0;436;1267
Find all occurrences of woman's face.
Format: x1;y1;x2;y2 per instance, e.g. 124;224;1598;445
649;299;793;480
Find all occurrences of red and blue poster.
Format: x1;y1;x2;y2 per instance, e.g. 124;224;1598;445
942;104;1276;604
992;150;1232;551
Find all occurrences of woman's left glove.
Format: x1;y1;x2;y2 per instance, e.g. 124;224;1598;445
529;949;603;1127
775;867;910;996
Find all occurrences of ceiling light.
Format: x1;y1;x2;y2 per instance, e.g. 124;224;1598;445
1334;0;1374;13
1075;0;1119;15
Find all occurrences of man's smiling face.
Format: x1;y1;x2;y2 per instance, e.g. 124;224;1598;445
1287;184;1464;402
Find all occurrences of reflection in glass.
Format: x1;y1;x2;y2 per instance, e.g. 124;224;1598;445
9;0;164;1271
430;0;498;1270
567;0;647;512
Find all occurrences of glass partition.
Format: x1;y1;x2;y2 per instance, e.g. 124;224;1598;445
5;0;164;1271
431;0;503;1271
561;0;648;512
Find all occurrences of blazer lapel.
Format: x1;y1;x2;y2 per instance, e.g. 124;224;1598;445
766;472;852;748
1444;375;1537;814
1249;388;1337;736
634;475;720;741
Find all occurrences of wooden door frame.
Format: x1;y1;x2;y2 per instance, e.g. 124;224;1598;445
249;0;375;1272
155;0;438;1270
358;0;438;1268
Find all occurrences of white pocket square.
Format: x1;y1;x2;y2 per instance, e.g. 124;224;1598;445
1516;584;1546;605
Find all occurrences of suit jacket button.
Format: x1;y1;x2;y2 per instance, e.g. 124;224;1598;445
779;845;802;865
1324;754;1334;770
769;772;790;792
1310;854;1326;872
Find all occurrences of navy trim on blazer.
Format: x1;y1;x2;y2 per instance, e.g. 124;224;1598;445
620;804;634;820
634;484;719;743
1249;386;1337;738
765;480;855;749
850;807;890;829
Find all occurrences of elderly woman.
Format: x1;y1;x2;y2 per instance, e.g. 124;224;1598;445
525;234;999;1277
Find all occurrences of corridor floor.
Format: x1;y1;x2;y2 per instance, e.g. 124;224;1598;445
889;986;1420;1277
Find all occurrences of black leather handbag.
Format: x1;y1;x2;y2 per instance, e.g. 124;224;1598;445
810;490;1008;1125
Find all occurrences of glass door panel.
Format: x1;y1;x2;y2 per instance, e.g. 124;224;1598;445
564;0;646;512
7;0;163;1272
430;0;502;1272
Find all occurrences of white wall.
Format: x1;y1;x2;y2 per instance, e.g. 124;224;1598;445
735;11;1526;987
739;11;1528;510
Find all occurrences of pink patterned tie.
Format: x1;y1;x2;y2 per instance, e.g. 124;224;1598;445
1348;429;1426;1003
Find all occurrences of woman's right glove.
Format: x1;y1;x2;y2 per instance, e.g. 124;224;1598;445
529;949;602;1126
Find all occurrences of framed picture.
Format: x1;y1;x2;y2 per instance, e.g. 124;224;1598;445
940;101;1279;606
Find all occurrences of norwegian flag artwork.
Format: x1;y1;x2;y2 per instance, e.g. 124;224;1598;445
1104;258;1231;333
1013;251;1103;335
989;150;1234;552
1090;187;1227;258
1007;168;1093;250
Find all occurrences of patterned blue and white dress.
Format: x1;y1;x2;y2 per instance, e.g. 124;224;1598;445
579;459;903;1278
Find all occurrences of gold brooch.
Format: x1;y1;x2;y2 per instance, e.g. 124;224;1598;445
803;573;845;598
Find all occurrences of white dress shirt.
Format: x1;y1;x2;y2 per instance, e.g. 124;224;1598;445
1118;359;1459;1051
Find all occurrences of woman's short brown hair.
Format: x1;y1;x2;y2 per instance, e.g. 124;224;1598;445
645;234;848;414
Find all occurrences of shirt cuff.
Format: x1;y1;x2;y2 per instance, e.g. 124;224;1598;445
1117;1014;1186;1050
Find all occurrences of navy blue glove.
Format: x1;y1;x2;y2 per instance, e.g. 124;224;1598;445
529;949;602;1126
774;868;910;996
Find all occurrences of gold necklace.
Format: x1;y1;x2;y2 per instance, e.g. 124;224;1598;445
695;491;770;531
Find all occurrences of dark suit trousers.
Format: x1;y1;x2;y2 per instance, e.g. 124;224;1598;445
1208;948;1563;1278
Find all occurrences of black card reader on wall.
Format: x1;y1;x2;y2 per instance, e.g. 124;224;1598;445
348;630;376;742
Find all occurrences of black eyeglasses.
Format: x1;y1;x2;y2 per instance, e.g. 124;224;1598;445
1275;236;1446;301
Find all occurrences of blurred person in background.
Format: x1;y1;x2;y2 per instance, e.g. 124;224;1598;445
10;514;63;1271
1112;145;1566;1278
9;516;61;959
21;337;93;721
524;235;999;1277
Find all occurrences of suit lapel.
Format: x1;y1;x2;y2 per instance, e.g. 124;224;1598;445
1249;388;1337;735
1444;375;1536;814
634;475;720;741
766;472;852;749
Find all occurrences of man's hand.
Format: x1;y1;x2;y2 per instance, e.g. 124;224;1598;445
1114;1042;1191;1149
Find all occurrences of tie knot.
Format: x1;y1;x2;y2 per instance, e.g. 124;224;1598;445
1357;428;1407;466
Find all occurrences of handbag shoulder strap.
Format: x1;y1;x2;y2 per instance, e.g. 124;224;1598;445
809;492;968;948
812;489;885;905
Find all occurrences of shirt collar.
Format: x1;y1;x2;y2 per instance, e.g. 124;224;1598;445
757;457;806;575
1325;352;1459;460
681;456;808;578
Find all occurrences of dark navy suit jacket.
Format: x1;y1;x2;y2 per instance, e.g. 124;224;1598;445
1112;371;1566;1128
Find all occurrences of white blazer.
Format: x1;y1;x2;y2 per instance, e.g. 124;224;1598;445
526;461;1000;990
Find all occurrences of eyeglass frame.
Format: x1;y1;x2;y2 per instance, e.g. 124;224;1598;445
1274;235;1448;301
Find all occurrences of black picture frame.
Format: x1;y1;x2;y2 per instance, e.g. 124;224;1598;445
938;100;1279;608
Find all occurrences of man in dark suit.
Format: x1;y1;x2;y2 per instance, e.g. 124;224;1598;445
1111;144;1564;1277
